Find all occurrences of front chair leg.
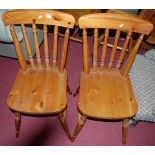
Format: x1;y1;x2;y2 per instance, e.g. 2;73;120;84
58;110;71;140
15;112;21;138
71;112;87;142
122;119;129;145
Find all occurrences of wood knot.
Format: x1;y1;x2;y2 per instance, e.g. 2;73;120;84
40;101;44;108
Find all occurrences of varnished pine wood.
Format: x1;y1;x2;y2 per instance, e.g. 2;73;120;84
10;25;27;71
32;23;42;68
7;67;67;114
2;10;75;28
116;31;132;69
100;28;109;70
122;34;144;76
21;24;35;69
108;30;120;70
93;28;98;70
59;28;70;73
58;110;72;139
83;29;89;74
122;119;129;145
3;10;75;139
73;13;153;144
52;25;58;68
79;13;152;35
15;112;21;137
71;114;87;142
43;24;49;68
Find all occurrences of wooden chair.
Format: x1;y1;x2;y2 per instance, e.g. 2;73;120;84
72;13;153;144
2;10;75;139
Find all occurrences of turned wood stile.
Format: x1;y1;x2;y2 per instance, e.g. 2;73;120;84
52;25;58;68
108;30;120;70
21;24;35;69
59;28;70;72
100;28;109;70
10;25;27;71
83;28;89;74
43;24;49;68
122;34;144;76
116;31;132;70
32;23;42;68
93;28;98;71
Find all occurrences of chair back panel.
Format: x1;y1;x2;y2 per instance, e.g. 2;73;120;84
2;10;75;72
79;13;153;76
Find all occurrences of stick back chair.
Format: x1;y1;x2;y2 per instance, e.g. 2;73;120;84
2;10;75;139
72;13;153;144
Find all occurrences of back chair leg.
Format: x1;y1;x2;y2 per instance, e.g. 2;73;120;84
67;85;73;95
73;86;80;97
71;112;87;142
15;112;21;138
122;119;129;145
58;110;71;140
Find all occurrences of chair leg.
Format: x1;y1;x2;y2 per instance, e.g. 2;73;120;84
122;119;129;145
73;86;80;97
67;85;72;95
71;112;87;142
15;112;21;138
58;110;71;140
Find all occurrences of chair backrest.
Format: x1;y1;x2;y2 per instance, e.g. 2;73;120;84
2;10;75;72
78;13;153;76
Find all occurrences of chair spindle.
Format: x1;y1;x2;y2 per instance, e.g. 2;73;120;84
116;31;132;70
52;25;58;68
59;28;70;72
108;30;120;70
100;28;109;70
21;24;35;69
32;23;42;68
83;28;89;74
93;28;98;70
43;24;49;68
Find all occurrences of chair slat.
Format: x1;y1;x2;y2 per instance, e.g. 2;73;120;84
83;28;89;74
32;24;41;68
108;30;120;70
116;31;132;70
43;24;49;68
59;28;70;72
93;28;98;70
21;24;35;69
10;25;27;71
52;25;58;68
122;34;144;76
100;28;109;70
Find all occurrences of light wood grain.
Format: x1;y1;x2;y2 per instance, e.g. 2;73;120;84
7;67;67;114
79;13;153;35
72;13;153;144
78;70;138;119
2;10;75;28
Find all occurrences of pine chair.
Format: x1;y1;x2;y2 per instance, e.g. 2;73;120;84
72;13;153;144
2;10;75;139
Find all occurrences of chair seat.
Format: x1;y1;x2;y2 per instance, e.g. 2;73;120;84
7;67;67;114
78;69;138;119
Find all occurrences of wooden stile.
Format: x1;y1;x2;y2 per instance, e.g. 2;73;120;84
10;25;27;71
93;28;98;70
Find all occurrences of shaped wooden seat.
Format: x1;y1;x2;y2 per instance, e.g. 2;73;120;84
2;10;75;139
7;67;67;114
78;69;137;119
72;13;153;145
